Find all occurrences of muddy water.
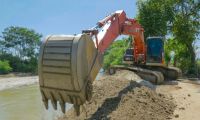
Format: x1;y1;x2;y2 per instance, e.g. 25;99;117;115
0;84;72;120
0;71;104;120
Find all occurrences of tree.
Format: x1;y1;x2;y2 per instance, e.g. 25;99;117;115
172;0;200;73
137;0;174;39
1;26;42;59
103;38;129;69
164;38;191;73
0;26;42;73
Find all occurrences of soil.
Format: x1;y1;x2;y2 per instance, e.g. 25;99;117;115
156;80;200;120
59;70;176;120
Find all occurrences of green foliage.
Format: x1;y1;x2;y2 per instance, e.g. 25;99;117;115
164;38;192;73
0;26;42;73
197;60;200;65
197;60;200;74
0;60;12;74
1;26;42;59
103;38;129;69
171;0;200;73
0;53;21;72
0;53;38;73
137;0;174;39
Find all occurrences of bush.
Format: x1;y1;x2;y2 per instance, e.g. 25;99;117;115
0;53;23;72
0;60;12;74
103;38;129;70
0;53;38;73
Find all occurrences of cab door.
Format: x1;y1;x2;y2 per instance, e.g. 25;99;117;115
146;37;164;64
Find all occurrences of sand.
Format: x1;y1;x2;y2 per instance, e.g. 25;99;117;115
0;76;38;91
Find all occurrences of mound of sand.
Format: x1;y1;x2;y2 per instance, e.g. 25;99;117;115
110;86;175;120
59;70;176;120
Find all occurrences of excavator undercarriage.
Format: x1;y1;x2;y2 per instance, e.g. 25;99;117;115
108;64;181;84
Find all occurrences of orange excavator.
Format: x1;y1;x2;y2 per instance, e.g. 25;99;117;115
38;10;181;114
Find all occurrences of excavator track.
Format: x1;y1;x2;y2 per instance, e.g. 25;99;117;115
108;65;164;84
38;34;102;114
140;65;182;80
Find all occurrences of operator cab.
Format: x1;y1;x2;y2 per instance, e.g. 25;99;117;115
123;48;134;65
146;37;164;65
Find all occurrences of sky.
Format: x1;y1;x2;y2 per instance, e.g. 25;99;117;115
0;0;137;36
0;0;199;57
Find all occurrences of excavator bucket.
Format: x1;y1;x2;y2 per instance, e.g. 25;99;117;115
38;34;102;113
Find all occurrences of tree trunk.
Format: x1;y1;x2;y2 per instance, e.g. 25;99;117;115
186;43;196;73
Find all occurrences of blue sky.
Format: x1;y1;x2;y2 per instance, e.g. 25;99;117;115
0;0;137;36
0;0;199;57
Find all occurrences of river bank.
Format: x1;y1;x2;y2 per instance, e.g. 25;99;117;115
0;76;38;91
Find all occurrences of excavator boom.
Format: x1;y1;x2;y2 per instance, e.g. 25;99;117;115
85;10;146;63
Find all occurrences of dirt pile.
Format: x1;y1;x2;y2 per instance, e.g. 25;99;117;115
110;86;175;120
59;70;176;120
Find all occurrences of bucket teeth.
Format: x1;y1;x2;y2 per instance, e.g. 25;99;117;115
74;105;80;116
43;100;48;109
50;92;57;110
58;93;66;113
59;102;66;113
51;100;57;110
41;90;48;109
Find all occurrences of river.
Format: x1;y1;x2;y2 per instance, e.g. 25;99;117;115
0;70;104;120
0;84;72;120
